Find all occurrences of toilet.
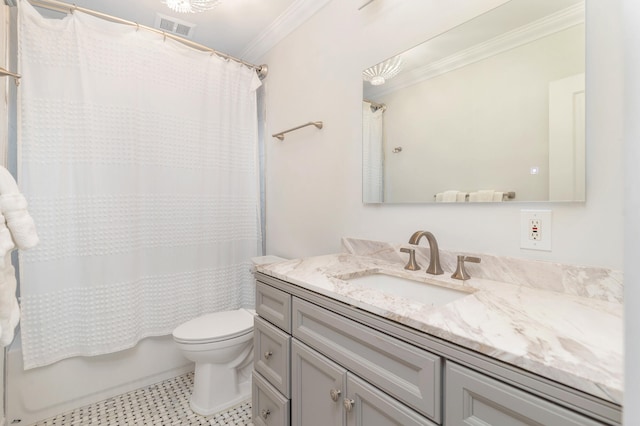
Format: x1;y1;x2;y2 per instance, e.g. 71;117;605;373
173;308;256;415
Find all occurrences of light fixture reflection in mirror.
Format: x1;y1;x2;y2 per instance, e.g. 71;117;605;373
163;0;221;13
362;0;585;204
363;57;403;86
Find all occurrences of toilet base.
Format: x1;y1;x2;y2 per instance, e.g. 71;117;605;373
188;345;253;416
190;379;251;416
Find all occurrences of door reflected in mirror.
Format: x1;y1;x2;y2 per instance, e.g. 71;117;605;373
362;0;585;204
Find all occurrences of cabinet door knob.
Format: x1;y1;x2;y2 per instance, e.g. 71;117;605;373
264;351;273;359
261;408;271;419
329;388;341;402
343;398;355;412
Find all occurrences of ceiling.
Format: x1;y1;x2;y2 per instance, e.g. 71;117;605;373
32;0;330;63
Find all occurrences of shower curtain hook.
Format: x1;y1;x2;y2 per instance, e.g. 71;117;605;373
71;4;77;13
135;22;140;32
163;32;167;42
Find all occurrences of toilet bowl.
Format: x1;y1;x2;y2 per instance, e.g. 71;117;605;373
173;308;255;415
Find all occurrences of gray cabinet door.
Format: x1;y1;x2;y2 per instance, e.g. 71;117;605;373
445;362;604;426
291;339;347;426
345;374;438;426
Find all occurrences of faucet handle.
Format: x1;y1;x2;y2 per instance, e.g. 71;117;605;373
400;247;420;271
451;255;481;280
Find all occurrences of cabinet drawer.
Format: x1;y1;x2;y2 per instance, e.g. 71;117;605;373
253;371;290;426
292;297;441;422
254;316;291;397
256;281;292;332
445;362;604;426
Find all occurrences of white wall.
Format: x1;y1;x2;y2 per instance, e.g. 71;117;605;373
623;0;639;422
380;25;584;202
259;0;623;271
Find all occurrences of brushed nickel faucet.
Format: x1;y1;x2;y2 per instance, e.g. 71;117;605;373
451;255;481;280
400;247;420;271
408;231;444;275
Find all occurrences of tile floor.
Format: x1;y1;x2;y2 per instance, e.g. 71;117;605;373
30;372;253;426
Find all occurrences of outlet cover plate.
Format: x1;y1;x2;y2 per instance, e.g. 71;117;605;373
520;210;552;251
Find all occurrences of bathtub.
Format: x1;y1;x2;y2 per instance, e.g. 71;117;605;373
5;331;193;425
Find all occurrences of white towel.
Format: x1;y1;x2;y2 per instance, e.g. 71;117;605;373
456;192;468;202
492;191;504;202
0;166;39;347
1;197;39;249
0;253;20;347
469;190;496;202
0;169;39;249
0;212;15;258
435;193;444;202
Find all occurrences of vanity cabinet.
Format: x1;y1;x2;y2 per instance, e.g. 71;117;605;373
292;339;437;426
254;280;438;425
253;275;621;426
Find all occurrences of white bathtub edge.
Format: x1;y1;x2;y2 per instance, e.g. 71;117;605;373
6;334;193;425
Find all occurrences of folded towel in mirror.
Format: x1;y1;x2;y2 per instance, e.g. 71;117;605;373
469;190;496;202
442;190;459;202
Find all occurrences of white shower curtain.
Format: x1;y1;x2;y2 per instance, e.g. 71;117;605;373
17;2;262;369
362;102;384;203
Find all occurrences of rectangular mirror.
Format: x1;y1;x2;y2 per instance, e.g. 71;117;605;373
362;0;585;203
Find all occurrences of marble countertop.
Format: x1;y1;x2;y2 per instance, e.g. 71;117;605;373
255;250;623;405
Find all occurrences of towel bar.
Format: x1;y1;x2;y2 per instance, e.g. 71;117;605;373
272;121;323;141
433;191;516;201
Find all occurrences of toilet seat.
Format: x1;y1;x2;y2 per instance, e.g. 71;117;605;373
173;308;254;344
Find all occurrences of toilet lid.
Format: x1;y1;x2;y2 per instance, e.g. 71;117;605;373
173;309;254;343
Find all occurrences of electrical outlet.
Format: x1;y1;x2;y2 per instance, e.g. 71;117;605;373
521;210;551;251
529;219;541;240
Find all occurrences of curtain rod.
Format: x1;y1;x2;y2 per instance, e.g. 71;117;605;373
364;99;386;111
25;0;268;79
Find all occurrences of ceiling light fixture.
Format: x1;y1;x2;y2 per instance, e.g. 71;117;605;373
362;56;403;86
164;0;222;14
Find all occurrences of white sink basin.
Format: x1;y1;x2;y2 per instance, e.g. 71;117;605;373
345;272;470;307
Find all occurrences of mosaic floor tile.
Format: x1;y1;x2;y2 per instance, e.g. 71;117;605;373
30;372;253;426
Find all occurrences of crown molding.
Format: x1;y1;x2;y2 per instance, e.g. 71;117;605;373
240;0;331;63
372;3;585;98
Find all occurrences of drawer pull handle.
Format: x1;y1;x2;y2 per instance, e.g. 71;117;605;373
264;351;273;359
343;398;355;412
329;388;341;402
261;408;271;420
